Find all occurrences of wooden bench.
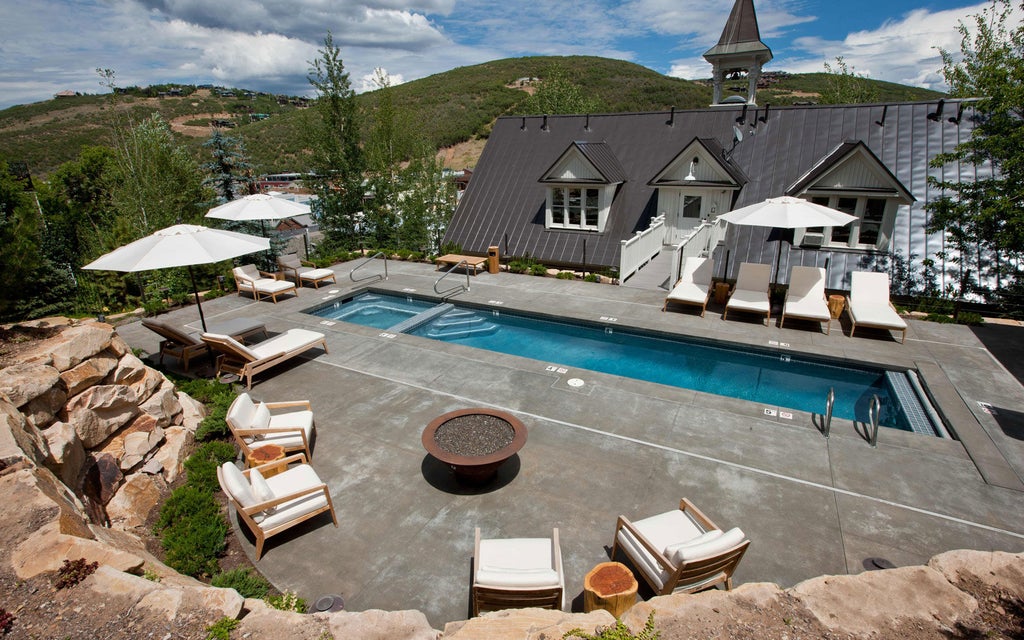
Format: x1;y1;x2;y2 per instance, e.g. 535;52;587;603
435;254;488;275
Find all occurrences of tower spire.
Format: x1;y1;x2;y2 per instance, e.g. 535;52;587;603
703;0;773;106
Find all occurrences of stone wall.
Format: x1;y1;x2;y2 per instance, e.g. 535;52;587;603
0;321;1021;639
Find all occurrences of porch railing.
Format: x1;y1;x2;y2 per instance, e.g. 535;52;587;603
668;219;728;284
619;214;665;282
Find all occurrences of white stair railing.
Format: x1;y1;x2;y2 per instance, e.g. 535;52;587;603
619;215;666;282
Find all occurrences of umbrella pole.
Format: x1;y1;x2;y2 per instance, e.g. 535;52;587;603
187;266;208;333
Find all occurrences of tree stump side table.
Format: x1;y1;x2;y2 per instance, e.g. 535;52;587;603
583;561;638;618
828;294;846;320
247;443;287;478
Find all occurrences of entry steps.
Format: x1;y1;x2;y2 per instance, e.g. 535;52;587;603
884;370;950;438
421;309;499;340
388;303;454;333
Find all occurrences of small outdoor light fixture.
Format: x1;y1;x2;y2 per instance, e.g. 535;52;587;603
684;157;699;181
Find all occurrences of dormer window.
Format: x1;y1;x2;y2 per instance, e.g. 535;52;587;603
539;141;626;233
551;187;601;229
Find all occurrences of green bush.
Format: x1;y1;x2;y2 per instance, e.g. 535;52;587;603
170;375;237;441
154;484;227;578
529;263;548;276
265;590;307;613
211;568;271;599
924;313;956;324
556;271;576;280
205;617;240;640
564;612;659;640
956;311;984;326
183;441;237;493
584;274;601;283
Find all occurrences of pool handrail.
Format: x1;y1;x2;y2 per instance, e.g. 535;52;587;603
435;260;471;298
349;252;388;283
823;387;834;438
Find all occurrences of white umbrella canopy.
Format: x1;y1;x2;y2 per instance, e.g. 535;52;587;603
206;193;311;222
717;196;858;228
83;224;270;331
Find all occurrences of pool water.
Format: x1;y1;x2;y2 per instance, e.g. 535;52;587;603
311;292;913;431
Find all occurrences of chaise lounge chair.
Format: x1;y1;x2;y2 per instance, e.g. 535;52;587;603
277;253;337;289
217;454;337;560
780;266;831;334
141;317;267;371
232;264;298;303
663;257;715;317
226;392;315;462
723;262;771;325
472;527;564;616
201;328;328;389
846;271;907;343
612;498;749;596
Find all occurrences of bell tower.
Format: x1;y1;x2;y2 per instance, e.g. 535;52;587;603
703;0;773;106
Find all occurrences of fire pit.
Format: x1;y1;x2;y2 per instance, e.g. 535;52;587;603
422;408;527;484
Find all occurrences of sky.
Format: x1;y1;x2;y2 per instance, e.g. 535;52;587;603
0;0;1014;110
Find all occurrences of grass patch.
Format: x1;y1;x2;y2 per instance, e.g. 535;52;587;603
211;568;271;599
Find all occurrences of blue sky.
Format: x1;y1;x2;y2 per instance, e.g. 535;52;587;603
0;0;1012;110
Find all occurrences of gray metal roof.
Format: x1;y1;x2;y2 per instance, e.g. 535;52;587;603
539;141;629;184
444;100;978;282
704;0;772;60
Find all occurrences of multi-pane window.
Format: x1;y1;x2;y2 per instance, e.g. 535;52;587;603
807;195;890;249
550;187;600;230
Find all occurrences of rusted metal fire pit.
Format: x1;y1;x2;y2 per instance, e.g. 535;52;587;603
422;408;527;484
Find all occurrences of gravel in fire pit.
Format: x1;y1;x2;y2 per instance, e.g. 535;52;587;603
433;414;514;456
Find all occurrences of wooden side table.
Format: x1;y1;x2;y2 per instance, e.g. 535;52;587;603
583;561;638;618
828;294;846;320
247;443;287;477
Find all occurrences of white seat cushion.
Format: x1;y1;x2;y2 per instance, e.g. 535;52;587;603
666;281;710;305
615;509;705;590
726;289;770;314
784;296;829;321
253;278;294;294
849;301;907;329
250;329;324;359
299;267;335;280
476;537;560;588
259;464;329;531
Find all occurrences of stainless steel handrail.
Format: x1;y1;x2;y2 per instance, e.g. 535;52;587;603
349;252;388;283
434;260;470;298
823;387;835;438
867;394;881;447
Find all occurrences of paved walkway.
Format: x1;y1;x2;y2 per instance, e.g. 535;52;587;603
116;260;1024;628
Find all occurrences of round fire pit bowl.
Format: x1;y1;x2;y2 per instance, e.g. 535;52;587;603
422;408;527;484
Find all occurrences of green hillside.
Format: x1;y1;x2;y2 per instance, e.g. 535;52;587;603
0;57;943;178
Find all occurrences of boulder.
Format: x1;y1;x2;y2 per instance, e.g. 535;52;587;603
60;351;119;397
326;609;440;640
12;519;145;579
929;549;1024;592
64;384;138;448
106;472;164;530
177;391;207;431
792;566;978;636
109;332;132;357
0;362;61;408
152;426;195;482
138;380;181;429
85;564;163;601
0;466;92;544
44;421;86;487
442;608;614;640
46;323;115;372
239;605;331;638
83;452;125;506
23;384;68;429
99;412;165;471
106;351;149;387
0;395;49;467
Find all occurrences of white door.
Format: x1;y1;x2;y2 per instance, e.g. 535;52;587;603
671;193;702;242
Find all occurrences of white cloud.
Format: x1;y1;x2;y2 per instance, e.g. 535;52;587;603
357;67;406;92
667;59;712;81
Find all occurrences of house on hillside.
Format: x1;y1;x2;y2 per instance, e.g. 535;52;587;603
443;0;983;292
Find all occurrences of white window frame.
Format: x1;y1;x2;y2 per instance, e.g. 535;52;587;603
545;185;611;232
802;194;897;251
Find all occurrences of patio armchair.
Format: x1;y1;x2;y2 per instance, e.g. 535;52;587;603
663;257;715;317
846;271;907;344
780;266;831;334
201;328;328;389
232;264;298;303
472;527;564;616
723;262;771;325
141;317;267;371
226;392;314;462
217;454;337;560
277;253;337;288
612;498;749;596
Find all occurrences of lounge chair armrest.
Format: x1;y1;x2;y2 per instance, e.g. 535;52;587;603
615;515;675;572
679;498;718;531
258;270;278;279
264;400;312;411
243;453;309;477
234;427;307;437
300;259;318;267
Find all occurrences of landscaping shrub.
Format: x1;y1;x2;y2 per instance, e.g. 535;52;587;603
956;311;984;326
265;590;307;613
182;441;237;493
529;263;548;277
54;558;98;589
564;612;659;640
211;568;271;599
556;271;575;280
169;375;237;441
205;617;239;640
0;608;14;635
584;274;601;283
154;484;227;578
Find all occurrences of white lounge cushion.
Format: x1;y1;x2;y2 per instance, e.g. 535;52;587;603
298;267;335;280
204;332;260;360
259;464;329;531
673;527;746;563
726;288;771;314
784;267;829;321
848;272;907;330
665;529;723;561
250;329;324;360
220;462;257;508
252;278;295;294
476;537;560;588
726;263;771;314
849;302;907;329
666;280;710;305
615;509;706;590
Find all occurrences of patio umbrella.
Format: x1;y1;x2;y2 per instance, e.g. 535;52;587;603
206;192;311;234
717;196;857;284
82;224;270;332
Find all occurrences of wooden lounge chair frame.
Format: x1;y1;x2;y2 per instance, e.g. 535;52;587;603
226;396;314;462
663;257;715;317
845;271;908;344
217;453;338;560
141;318;267;372
277;253;337;288
612;498;750;596
722;263;772;325
233;264;298;303
203;331;328;389
472;527;564;616
780;266;832;334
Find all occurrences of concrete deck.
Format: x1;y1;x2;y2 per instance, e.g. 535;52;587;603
115;259;1024;628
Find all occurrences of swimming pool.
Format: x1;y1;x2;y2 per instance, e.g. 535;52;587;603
309;292;929;433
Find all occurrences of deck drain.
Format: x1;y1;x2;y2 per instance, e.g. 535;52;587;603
567;378;585;388
314;594;345;612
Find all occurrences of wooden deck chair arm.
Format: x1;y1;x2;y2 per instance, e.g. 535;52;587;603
233;426;307;438
679;498;718;531
615;515;676;573
258;269;278;279
242;453;309;477
241;482;329;514
264;400;312;411
551;528;564;582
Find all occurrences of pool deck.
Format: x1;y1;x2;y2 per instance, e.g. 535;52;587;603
116;260;1024;628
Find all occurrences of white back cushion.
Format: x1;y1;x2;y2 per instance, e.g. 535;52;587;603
220;462;256;508
227;393;256;429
